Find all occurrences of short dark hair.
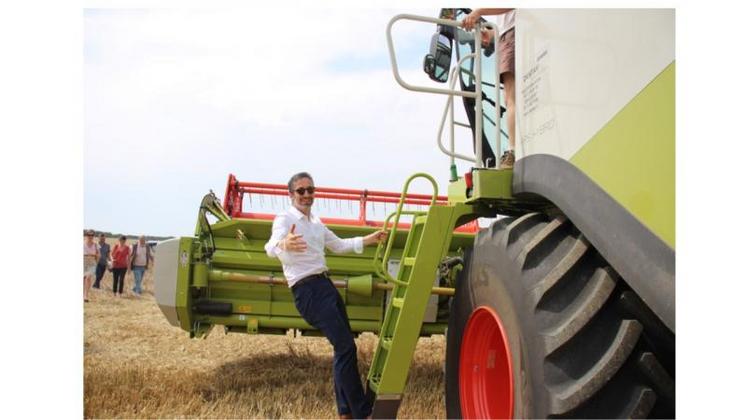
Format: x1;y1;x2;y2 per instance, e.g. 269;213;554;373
119;235;127;241
287;172;313;192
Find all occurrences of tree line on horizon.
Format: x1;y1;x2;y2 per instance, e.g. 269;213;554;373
84;229;174;242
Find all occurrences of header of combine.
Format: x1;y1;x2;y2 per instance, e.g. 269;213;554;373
155;173;478;337
221;173;479;232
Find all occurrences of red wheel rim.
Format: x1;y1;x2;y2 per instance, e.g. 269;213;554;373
459;306;514;419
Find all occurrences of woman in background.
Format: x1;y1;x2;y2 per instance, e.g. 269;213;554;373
83;230;99;303
111;236;131;297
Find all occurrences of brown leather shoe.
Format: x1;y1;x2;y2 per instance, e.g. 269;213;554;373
498;149;515;169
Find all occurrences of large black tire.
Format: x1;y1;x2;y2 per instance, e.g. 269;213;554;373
445;213;675;418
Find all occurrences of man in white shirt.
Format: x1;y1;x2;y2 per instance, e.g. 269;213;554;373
265;172;386;419
463;8;516;169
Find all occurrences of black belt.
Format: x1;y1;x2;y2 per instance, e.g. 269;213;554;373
291;271;330;291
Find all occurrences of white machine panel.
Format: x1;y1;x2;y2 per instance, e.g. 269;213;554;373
516;9;674;159
153;237;181;327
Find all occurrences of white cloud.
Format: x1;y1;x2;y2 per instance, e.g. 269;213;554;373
85;8;478;236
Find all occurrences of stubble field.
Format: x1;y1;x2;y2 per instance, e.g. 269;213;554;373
84;265;447;418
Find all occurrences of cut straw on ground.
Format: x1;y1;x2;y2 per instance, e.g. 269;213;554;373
84;266;446;418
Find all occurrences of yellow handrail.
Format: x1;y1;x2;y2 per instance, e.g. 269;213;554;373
373;173;438;286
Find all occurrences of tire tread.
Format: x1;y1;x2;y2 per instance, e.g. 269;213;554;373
548;319;643;414
540;267;617;355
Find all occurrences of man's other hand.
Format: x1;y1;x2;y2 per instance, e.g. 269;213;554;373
280;224;307;252
363;230;388;246
480;28;495;48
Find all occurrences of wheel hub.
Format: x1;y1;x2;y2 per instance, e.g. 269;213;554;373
459;306;514;419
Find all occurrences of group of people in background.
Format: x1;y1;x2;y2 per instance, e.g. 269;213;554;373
83;230;154;303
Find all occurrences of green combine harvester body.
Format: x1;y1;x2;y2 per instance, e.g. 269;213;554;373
155;8;675;419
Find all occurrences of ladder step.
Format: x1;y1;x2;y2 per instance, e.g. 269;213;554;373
391;298;404;308
380;337;393;351
369;375;381;392
414;215;428;225
402;257;416;266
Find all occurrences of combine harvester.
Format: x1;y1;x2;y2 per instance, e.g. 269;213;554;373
155;8;674;418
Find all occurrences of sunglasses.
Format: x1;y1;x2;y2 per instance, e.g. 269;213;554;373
294;186;316;196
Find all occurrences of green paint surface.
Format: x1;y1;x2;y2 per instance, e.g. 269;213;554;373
470;169;513;201
570;62;675;248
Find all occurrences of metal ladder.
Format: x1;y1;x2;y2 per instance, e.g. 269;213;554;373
366;173;473;418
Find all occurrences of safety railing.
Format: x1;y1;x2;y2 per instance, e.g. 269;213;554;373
386;14;502;170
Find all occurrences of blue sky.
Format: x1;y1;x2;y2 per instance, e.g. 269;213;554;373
84;7;478;237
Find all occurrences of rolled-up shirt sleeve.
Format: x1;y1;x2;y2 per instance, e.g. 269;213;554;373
265;215;289;258
324;226;363;254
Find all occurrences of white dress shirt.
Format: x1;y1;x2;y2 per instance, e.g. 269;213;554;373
264;206;364;287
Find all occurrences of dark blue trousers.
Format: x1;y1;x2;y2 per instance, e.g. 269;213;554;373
94;263;107;288
292;274;372;418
